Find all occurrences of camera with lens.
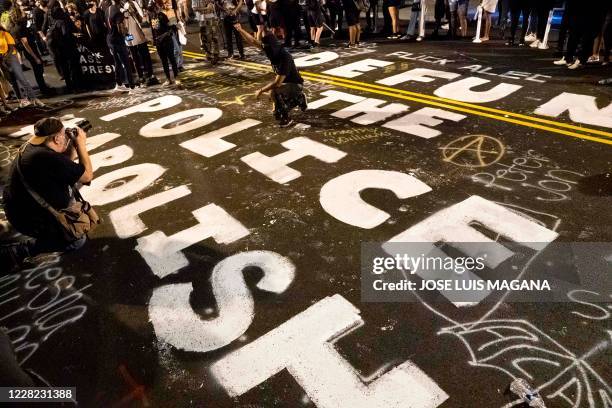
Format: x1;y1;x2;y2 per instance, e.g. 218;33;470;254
65;119;92;141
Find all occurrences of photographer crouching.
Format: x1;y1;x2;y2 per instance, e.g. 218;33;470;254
1;117;99;269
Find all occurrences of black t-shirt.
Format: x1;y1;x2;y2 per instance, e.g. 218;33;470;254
341;0;358;12
84;8;107;39
33;7;46;31
46;7;76;46
13;19;37;48
150;11;172;42
2;144;85;236
274;50;304;85
306;0;322;12
105;4;125;41
281;0;300;14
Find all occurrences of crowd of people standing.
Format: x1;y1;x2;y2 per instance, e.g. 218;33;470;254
0;0;610;114
0;0;190;110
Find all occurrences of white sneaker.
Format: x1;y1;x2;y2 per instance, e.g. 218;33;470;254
441;23;449;30
537;42;548;50
587;56;600;64
568;60;582;70
32;99;46;107
113;84;129;92
529;39;540;48
416;36;423;42
524;33;536;42
400;34;411;40
553;57;568;65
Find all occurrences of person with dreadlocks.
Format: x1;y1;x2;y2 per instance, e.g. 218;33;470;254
234;25;307;128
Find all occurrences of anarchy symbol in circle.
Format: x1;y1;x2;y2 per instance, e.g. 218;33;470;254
441;135;505;168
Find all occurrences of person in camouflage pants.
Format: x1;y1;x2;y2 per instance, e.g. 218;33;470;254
193;0;221;64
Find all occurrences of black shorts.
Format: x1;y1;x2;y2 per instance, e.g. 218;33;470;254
267;4;282;28
343;2;360;26
249;11;267;26
387;0;400;7
307;10;324;27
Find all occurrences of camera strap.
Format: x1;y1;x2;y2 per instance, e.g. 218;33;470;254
14;144;63;218
15;143;87;216
14;142;101;241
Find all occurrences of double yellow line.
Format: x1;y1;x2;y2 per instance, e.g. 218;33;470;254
175;47;612;146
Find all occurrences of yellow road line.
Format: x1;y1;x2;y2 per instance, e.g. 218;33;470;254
155;46;612;145
223;60;612;145
226;58;612;140
302;72;612;139
305;77;612;145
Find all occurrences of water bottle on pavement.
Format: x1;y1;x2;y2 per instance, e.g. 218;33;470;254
510;378;547;407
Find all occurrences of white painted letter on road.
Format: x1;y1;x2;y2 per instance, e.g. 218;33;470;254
320;170;432;229
211;294;448;408
241;137;347;184
149;251;295;352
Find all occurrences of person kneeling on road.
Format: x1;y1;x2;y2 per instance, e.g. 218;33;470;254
234;25;308;128
2;117;96;264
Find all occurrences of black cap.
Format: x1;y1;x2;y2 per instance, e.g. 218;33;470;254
30;117;63;145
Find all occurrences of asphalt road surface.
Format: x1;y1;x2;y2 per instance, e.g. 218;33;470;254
0;33;611;408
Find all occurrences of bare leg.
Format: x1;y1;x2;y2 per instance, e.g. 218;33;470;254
389;7;399;34
591;35;603;60
257;24;265;41
315;26;323;44
482;12;492;40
